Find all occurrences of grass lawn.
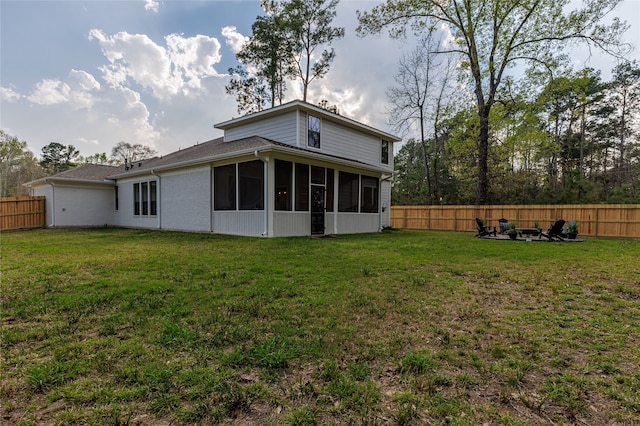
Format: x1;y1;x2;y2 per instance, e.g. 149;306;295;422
1;228;639;425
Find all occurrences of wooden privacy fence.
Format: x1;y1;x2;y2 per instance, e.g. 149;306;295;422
0;196;46;231
390;204;640;239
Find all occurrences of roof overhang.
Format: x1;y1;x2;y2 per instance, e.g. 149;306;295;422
25;177;116;188
108;143;391;179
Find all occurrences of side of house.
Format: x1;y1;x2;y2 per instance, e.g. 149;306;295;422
29;165;118;228
27;101;399;237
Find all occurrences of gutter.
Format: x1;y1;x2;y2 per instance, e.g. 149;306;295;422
109;144;390;180
254;150;269;237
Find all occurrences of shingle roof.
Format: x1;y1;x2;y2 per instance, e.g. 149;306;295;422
51;164;121;181
32;133;385;187
111;136;273;177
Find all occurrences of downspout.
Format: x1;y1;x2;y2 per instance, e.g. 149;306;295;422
380;173;393;231
254;150;269;237
44;179;55;227
150;170;161;229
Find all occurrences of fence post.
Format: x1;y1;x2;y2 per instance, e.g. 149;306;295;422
403;207;407;229
594;207;599;237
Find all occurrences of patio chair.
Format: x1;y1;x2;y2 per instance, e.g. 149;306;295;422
475;218;496;237
498;218;510;234
541;219;566;241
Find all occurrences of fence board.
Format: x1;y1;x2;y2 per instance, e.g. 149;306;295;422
390;204;640;239
0;196;46;230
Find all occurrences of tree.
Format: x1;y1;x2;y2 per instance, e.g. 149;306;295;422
80;152;114;165
282;0;344;102
226;66;270;115
358;0;629;205
110;141;157;165
609;60;640;181
391;139;429;205
40;142;80;174
235;1;295;108
387;31;458;204
0;131;45;196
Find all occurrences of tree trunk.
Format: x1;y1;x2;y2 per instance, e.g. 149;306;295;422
475;107;490;205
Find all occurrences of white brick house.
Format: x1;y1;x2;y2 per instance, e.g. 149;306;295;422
27;101;399;237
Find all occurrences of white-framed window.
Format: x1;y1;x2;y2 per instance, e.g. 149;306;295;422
308;115;321;148
133;180;157;216
381;140;390;164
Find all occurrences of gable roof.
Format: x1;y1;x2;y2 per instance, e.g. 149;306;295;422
25;163;121;188
215;100;401;142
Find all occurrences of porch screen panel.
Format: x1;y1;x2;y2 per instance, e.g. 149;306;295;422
326;168;334;212
295;163;309;211
360;176;379;213
214;164;236;210
275;160;292;211
338;172;359;212
238;160;264;210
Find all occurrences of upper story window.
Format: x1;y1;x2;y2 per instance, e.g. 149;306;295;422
381;139;390;164
308;115;321;148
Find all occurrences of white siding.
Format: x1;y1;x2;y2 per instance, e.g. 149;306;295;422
380;180;391;228
272;212;310;236
225;111;298;145
160;166;211;232
298;112;394;171
114;176;158;229
336;213;379;234
36;183;114;227
213;211;265;236
32;185;55;227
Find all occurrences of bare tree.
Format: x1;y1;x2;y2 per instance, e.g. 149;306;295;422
110;142;157;165
386;31;458;204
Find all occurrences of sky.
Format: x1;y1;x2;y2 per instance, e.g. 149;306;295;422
1;0;639;159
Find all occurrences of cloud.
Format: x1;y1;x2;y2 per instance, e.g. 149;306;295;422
221;26;248;55
27;79;70;105
144;0;159;13
25;70;102;111
0;87;22;103
89;29;223;100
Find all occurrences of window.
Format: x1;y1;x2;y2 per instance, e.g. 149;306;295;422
133;180;157;216
141;182;148;215
133;183;140;215
311;166;325;185
338;172;359;212
275;160;292;211
361;176;379;213
214;164;236;210
381;140;389;164
238;160;264;210
308;115;321;148
115;186;119;211
326;168;334;212
150;181;157;215
295;163;309;211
